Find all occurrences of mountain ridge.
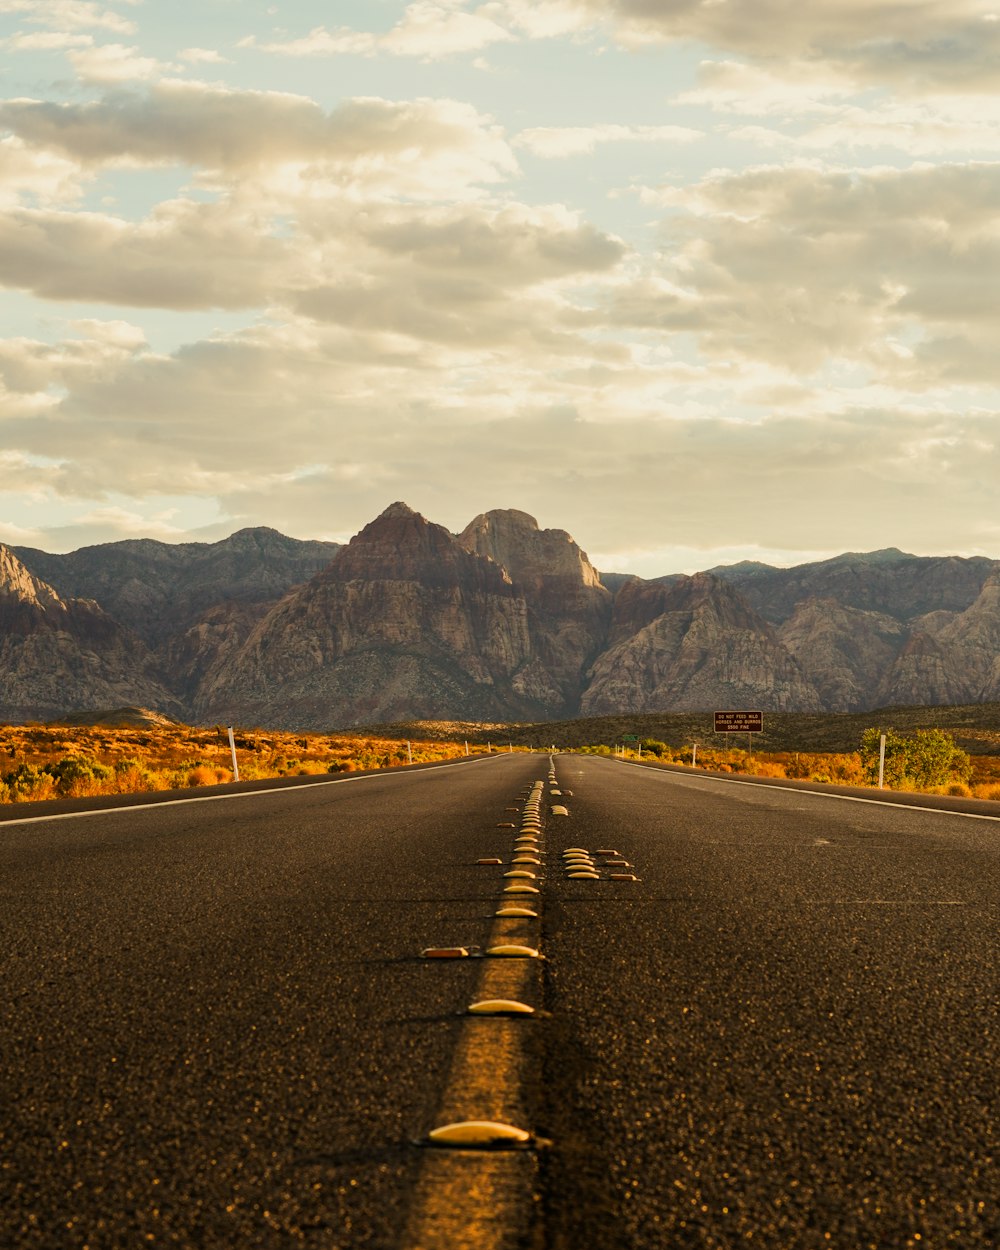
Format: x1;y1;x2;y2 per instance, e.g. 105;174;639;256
6;509;1000;728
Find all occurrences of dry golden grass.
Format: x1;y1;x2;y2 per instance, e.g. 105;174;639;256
574;740;999;800
0;721;484;805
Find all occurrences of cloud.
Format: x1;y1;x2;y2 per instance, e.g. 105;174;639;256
616;161;1000;383
514;122;703;158
178;47;230;65
2;306;998;568
679;60;1000;156
0;136;85;206
250;1;514;61
0;86;518;197
284;1;1000;93
0;1;138;35
0;199;296;309
66;42;178;84
557;1;1000;92
0;30;94;50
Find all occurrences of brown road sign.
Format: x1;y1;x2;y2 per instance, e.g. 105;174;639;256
714;711;764;733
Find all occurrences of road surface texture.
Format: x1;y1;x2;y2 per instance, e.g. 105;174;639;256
0;754;996;1248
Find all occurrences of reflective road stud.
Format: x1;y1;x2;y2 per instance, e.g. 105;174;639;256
486;944;541;958
495;906;538;917
422;947;470;958
467;999;535;1015
426;1120;532;1149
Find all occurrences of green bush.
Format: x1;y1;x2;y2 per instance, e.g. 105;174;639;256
860;727;971;791
44;755;112;795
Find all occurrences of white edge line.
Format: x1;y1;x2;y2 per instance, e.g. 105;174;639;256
0;752;503;828
616;759;1000;823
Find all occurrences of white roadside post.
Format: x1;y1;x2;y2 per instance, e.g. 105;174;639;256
692;742;697;768
227;726;240;782
878;733;887;790
464;741;469;756
407;740;413;765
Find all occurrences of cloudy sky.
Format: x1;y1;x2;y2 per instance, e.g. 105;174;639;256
2;1;999;577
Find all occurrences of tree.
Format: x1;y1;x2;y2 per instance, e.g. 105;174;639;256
907;729;971;790
859;727;971;791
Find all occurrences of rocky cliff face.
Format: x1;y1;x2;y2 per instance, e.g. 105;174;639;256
713;549;996;624
14;527;340;645
4;510;1000;726
777;598;906;712
582;573;822;715
0;544;179;721
458;509;612;713
195;504;554;727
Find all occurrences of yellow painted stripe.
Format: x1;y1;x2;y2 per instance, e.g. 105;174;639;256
400;813;544;1249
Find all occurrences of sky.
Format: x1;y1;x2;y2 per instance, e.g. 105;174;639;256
1;1;1000;578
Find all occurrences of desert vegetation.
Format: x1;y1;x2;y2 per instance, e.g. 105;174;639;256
0;721;487;804
579;729;1000;800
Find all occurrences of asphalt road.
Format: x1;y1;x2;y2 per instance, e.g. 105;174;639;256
0;755;996;1248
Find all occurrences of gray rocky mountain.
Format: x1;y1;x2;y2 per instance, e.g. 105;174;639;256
4;509;1000;727
582;573;821;715
13;527;340;645
0;544;179;721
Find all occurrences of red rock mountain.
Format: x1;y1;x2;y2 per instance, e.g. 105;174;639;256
5;510;1000;727
194;504;548;726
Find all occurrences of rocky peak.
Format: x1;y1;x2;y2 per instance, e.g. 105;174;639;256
325;503;513;592
458;508;603;591
0;544;65;611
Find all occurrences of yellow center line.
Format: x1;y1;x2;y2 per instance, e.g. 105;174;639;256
400;798;546;1250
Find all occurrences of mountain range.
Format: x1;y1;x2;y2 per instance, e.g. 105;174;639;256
3;503;999;728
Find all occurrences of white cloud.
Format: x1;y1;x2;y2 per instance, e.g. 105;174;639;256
617;161;1000;383
67;42;174;83
680;61;1000;156
253;1;513;61
0;86;518;197
515;123;703;158
0;30;94;50
0;136;86;206
562;1;1000;92
178;47;230;65
0;1;137;34
0;200;295;309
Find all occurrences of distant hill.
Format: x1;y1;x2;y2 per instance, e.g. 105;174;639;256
5;508;1000;728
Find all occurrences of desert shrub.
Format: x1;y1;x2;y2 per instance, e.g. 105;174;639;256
860;727;971;791
945;782;971;797
751;761;788;778
3;763;56;802
112;758;166;794
186;764;220;787
640;738;669;757
973;783;1000;802
45;754;112;796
